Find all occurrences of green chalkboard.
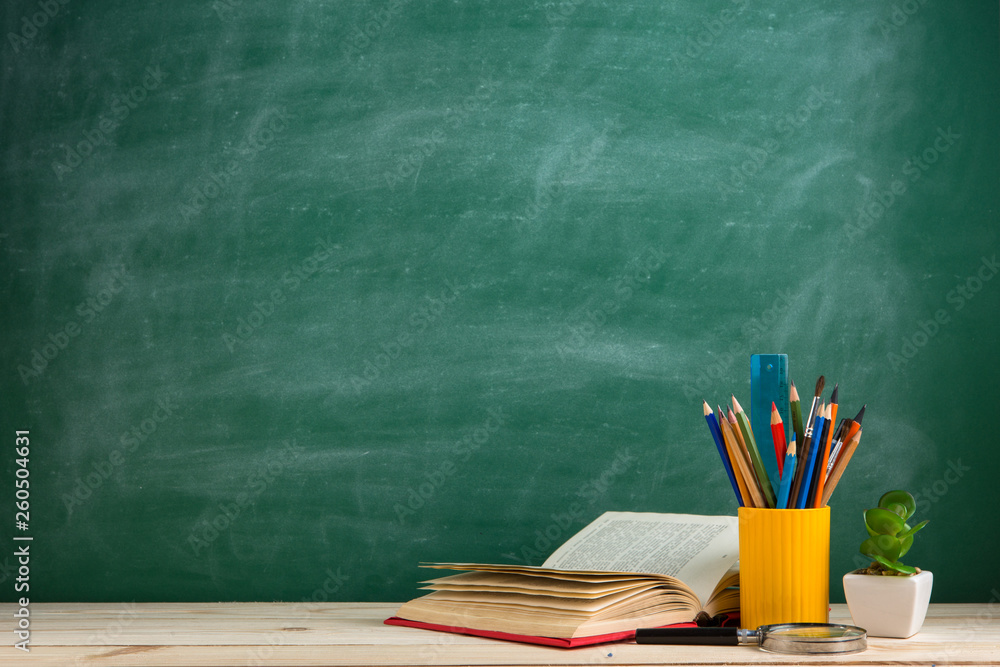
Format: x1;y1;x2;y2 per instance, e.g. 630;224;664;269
1;0;999;606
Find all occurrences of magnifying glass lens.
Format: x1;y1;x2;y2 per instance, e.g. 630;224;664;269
759;623;867;654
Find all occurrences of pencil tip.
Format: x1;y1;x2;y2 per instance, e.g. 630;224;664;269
854;404;866;424
831;384;839;402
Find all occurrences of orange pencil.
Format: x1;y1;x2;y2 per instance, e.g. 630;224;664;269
727;407;746;452
821;428;862;506
827;405;864;477
717;406;751;507
770;402;787;478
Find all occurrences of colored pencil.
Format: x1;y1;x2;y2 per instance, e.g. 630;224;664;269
704;401;742;506
718;405;752;506
795;410;826;509
732;395;776;508
821;428;862;506
827;404;864;476
719;405;764;508
725;405;765;507
810;402;835;508
789;377;824;506
803;402;826;507
770;401;787;477
726;406;759;504
727;407;747;453
776;436;796;509
789;380;805;450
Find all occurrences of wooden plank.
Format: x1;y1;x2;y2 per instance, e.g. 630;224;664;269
0;603;997;666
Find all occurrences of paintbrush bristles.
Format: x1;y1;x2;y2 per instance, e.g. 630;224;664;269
814;375;825;398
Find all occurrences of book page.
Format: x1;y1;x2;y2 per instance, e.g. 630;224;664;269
541;512;738;606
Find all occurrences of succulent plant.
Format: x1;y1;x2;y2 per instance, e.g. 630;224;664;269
859;490;929;575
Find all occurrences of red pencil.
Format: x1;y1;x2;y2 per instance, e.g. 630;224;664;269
770;402;787;477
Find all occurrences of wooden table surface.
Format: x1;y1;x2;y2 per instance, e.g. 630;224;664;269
0;602;997;666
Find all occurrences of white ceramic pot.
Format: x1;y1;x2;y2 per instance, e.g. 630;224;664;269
843;570;933;638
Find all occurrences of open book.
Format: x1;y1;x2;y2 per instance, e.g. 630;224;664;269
388;512;739;645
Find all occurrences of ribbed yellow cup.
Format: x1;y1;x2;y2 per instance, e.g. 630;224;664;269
738;506;830;628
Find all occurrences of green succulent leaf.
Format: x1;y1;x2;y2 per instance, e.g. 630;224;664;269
864;508;906;536
872;554;917;575
861;491;927;571
873;534;902;562
898;534;914;558
860;537;879;557
878;490;916;520
898;520;929;540
872;554;895;569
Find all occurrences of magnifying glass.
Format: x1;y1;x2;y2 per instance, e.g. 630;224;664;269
635;623;867;655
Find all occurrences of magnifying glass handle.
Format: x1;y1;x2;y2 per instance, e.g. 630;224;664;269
635;627;740;645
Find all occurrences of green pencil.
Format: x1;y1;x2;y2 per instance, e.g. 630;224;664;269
789;380;805;449
732;395;776;508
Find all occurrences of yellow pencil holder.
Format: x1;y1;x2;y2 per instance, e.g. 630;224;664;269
738;506;830;628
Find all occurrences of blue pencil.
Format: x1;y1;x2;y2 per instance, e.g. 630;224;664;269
776;435;796;509
703;400;743;507
795;412;826;509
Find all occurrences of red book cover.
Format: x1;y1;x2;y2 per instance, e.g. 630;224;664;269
384;614;736;648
